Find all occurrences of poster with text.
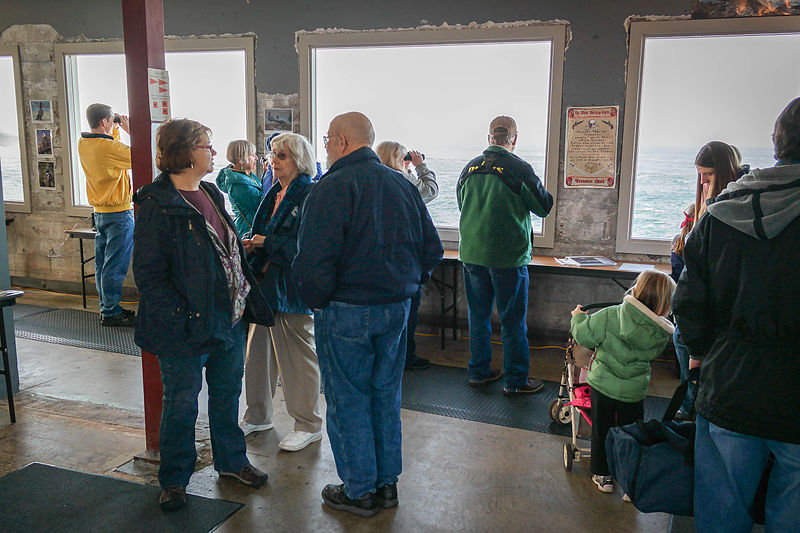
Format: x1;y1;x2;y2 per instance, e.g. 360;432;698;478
564;106;619;188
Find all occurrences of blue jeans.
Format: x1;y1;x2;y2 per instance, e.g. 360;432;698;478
462;263;530;388
695;415;800;533
673;327;695;415
93;210;134;317
405;286;422;368
314;299;410;499
157;322;249;488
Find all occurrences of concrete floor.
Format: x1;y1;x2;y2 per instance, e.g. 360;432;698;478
0;290;678;532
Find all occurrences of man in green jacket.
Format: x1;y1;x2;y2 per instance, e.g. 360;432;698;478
457;116;553;396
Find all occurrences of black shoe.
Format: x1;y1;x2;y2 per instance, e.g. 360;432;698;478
321;483;379;517
405;357;431;371
219;464;268;488
159;486;186;512
504;378;545;396
673;409;695;422
468;368;503;387
376;483;398;509
101;310;136;327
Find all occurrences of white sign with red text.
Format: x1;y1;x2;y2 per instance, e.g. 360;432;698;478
148;68;171;122
565;106;619;188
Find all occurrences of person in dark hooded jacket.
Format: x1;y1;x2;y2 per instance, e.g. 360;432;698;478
132;119;273;512
673;97;800;533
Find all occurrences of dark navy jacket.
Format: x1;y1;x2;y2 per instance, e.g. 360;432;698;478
249;174;313;315
132;174;273;357
293;147;443;309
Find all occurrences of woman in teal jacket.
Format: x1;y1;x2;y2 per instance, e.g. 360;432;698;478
216;140;262;237
569;270;675;496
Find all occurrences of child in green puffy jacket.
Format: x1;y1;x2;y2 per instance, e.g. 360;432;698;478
569;270;676;497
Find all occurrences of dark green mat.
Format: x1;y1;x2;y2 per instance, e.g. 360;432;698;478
400;363;670;437
0;463;241;533
12;304;140;356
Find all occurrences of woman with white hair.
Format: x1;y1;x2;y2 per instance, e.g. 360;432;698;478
240;133;323;452
216;140;262;237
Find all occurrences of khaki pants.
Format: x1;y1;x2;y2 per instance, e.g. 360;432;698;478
242;312;322;433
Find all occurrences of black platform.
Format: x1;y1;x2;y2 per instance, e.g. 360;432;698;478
0;462;242;533
12;304;140;356
401;363;670;436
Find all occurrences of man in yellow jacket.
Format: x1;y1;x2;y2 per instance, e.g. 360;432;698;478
78;103;135;327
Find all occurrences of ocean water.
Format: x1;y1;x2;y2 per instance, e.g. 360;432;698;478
632;146;776;240
2;143;779;244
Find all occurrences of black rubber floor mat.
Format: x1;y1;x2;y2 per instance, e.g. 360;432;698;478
0;462;242;533
401;364;670;436
12;304;140;356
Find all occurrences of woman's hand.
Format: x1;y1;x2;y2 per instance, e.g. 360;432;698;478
248;234;266;248
409;150;424;166
571;305;586;317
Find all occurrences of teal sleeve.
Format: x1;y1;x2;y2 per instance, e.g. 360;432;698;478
228;181;262;223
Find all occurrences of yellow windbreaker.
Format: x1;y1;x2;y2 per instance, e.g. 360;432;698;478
77;130;133;213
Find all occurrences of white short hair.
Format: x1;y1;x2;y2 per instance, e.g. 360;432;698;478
270;133;316;177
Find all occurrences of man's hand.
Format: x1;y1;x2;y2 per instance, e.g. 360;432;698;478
689;358;702;370
409;150;424;167
119;115;131;135
571;305;586;317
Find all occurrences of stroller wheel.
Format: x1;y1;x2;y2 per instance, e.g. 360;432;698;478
563;443;574;471
549;399;572;425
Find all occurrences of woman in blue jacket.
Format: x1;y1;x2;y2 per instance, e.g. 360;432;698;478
133;119;273;512
239;133;323;453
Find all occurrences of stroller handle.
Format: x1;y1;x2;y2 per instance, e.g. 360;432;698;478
579;302;619;312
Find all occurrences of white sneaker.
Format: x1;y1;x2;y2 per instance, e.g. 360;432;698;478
240;420;274;436
278;430;323;452
623;493;632;502
592;474;614;493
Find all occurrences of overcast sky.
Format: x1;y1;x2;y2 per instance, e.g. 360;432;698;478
638;33;800;149
314;42;553;161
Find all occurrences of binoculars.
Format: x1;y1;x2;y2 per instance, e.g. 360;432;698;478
403;152;425;162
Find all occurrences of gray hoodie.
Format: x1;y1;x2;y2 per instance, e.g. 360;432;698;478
707;163;800;239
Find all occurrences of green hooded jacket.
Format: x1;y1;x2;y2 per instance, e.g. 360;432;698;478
570;295;674;403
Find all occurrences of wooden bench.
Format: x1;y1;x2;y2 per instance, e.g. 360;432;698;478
430;250;670;348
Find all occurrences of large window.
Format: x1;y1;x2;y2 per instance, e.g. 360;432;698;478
56;38;255;216
298;25;565;247
617;17;800;255
0;45;31;212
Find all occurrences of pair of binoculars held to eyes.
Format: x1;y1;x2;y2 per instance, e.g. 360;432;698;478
403;151;425;162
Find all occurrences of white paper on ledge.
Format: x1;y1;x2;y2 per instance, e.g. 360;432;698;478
618;263;657;273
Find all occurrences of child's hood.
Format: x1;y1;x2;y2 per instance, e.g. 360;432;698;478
616;294;674;349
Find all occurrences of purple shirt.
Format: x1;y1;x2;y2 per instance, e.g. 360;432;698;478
179;188;228;244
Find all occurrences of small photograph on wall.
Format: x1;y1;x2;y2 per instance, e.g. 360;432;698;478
36;128;53;156
30;100;53;123
265;108;293;133
37;161;55;189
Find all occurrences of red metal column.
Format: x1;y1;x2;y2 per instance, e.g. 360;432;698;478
121;0;165;460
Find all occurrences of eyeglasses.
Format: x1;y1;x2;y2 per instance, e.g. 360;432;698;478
194;144;214;152
269;151;289;161
323;134;340;148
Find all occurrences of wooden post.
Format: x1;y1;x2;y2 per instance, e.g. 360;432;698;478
121;0;165;461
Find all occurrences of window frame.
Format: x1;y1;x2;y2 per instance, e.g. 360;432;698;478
1;44;32;213
55;36;256;217
297;24;566;248
617;16;800;255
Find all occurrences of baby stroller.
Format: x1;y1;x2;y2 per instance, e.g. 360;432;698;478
549;302;617;471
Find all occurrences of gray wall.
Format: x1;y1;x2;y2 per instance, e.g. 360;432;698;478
1;1;690;95
1;0;693;337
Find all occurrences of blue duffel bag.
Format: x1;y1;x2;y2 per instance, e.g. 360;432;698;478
606;369;697;516
606;417;696;515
